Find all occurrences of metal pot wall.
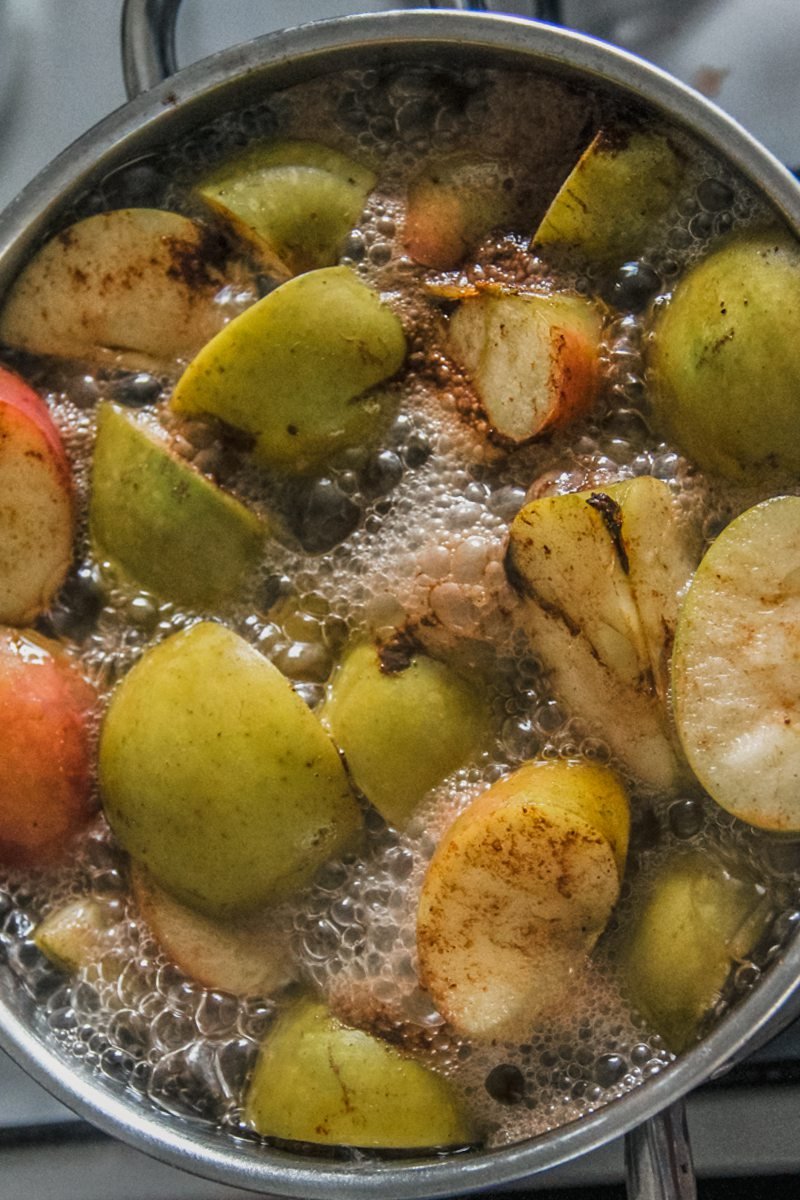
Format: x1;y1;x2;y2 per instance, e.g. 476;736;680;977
0;4;799;1199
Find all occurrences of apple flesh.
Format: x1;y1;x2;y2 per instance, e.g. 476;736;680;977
648;230;800;480
34;897;113;973
448;288;605;443
99;621;362;916
322;640;491;829
244;997;474;1148
196;139;376;275
170;266;407;474
0;366;74;625
672;496;800;831
0;628;96;866
417;759;630;1040
0;209;249;373
89;403;267;610
532;128;685;271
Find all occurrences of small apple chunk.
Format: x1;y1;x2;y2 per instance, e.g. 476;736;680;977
448;289;605;442
417;759;630;1040
244;997;474;1148
0;209;246;373
506;477;697;789
99;622;361;916
170;267;406;474
618;854;769;1052
0;628;96;867
89;403;267;610
0;366;74;625
648;230;800;480
322;640;491;829
532;128;685;271
196;140;376;275
131;864;295;996
34;897;114;973
672;496;800;831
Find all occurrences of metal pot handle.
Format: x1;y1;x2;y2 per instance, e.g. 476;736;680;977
625;1099;697;1200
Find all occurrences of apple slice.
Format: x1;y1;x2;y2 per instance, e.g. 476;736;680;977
34;897;114;973
0;366;74;625
322;639;491;829
505;477;697;789
532;128;685;271
244;997;474;1148
448;289;605;442
0;628;97;866
99;622;362;916
672;496;800;831
618;854;769;1051
170;266;406;474
90;403;267;610
417;759;630;1040
131;864;295;996
648;230;800;480
0;209;250;373
195;139;376;275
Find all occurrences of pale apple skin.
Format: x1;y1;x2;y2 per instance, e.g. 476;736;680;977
244;997;474;1148
0;366;74;626
0;628;97;867
648;230;800;480
99;622;362;916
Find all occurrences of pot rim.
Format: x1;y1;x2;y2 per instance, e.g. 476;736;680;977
1;11;799;1198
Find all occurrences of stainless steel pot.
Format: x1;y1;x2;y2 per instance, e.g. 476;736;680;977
0;4;799;1198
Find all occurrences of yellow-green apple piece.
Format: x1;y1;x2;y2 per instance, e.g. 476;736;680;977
532;129;685;270
0;209;248;373
131;863;295;996
448;289;605;443
0;366;74;625
170;266;406;474
195;139;376;275
417;759;630;1040
322;640;491;828
33;897;113;973
672;496;800;831
244;997;474;1148
90;403;267;610
648;230;800;480
506;478;696;789
99;621;362;916
619;854;769;1052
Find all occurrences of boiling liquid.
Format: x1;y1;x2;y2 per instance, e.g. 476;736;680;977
1;63;799;1153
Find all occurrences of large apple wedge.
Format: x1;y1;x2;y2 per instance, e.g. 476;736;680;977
0;366;74;625
244;997;473;1148
417;759;630;1040
196;139;375;275
505;477;697;788
448;288;605;443
672;496;800;831
99;622;361;916
532;128;685;270
0;209;248;373
170;266;406;474
648;230;800;480
90;403;267;610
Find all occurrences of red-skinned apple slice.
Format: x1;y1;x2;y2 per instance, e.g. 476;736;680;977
0;366;74;625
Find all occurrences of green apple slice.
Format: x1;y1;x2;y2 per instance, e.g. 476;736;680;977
33;897;113;973
0;209;245;373
448;289;604;442
532;129;685;271
196;140;376;275
322;640;491;828
672;496;800;831
170;266;406;474
99;621;362;916
619;854;769;1051
648;230;800;480
417;759;630;1039
244;997;474;1148
90;403;267;610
